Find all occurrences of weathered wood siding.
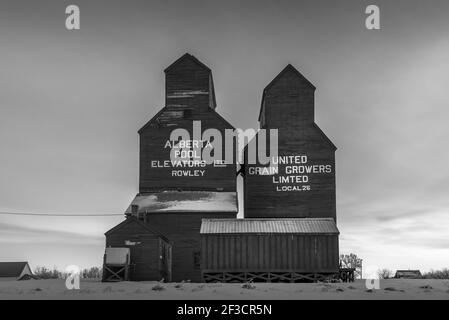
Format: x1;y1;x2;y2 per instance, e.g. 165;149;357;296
201;233;339;273
244;65;336;219
165;54;216;110
260;65;315;128
139;54;236;192
145;212;236;282
105;219;170;281
139;108;236;192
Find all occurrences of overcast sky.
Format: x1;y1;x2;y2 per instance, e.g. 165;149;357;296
0;0;448;274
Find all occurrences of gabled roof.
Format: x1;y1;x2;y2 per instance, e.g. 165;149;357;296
164;53;211;73
265;64;316;92
201;218;339;235
125;191;238;214
259;64;316;122
104;217;169;242
0;262;30;278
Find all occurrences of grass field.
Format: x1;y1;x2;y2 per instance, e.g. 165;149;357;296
1;279;449;300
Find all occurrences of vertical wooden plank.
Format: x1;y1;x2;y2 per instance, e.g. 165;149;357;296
248;234;252;270
252;236;257;270
317;236;320;271
216;235;220;270
287;234;292;270
224;235;228;270
221;235;225;270
258;236;264;269
292;235;298;269
269;235;275;270
200;237;205;269
281;236;287;270
242;235;247;270
265;236;270;270
276;235;282;270
203;236;208;270
305;236;311;272
235;235;240;269
227;236;231;270
211;235;215;270
335;235;339;271
232;235;236;269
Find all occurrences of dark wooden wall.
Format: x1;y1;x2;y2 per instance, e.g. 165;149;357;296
139;54;236;192
139;108;236;192
244;65;337;219
105;219;170;281
201;234;339;273
244;128;336;219
145;212;236;282
165;54;216;110
260;65;315;129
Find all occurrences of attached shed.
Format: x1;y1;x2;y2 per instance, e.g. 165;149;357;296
105;217;172;282
0;262;34;281
200;218;340;282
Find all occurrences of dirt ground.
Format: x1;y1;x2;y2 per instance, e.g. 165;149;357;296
0;278;448;300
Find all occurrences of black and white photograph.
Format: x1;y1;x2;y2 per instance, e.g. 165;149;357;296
0;0;449;306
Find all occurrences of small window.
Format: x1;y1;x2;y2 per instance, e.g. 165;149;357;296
193;251;201;269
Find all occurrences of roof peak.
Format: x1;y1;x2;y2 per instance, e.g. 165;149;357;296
264;64;316;92
164;53;211;73
258;63;316;122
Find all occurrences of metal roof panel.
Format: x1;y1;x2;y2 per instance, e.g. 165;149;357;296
200;218;339;235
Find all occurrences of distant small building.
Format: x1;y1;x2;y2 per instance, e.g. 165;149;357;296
394;270;422;279
0;262;34;281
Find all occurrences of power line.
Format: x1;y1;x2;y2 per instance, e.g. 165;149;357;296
0;211;124;217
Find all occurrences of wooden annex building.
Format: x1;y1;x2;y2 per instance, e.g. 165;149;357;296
201;218;339;282
103;53;341;283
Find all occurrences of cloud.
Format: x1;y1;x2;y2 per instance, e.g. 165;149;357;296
0;221;103;245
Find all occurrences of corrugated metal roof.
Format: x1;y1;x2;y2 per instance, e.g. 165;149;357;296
125;191;238;214
0;262;28;277
200;218;339;235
